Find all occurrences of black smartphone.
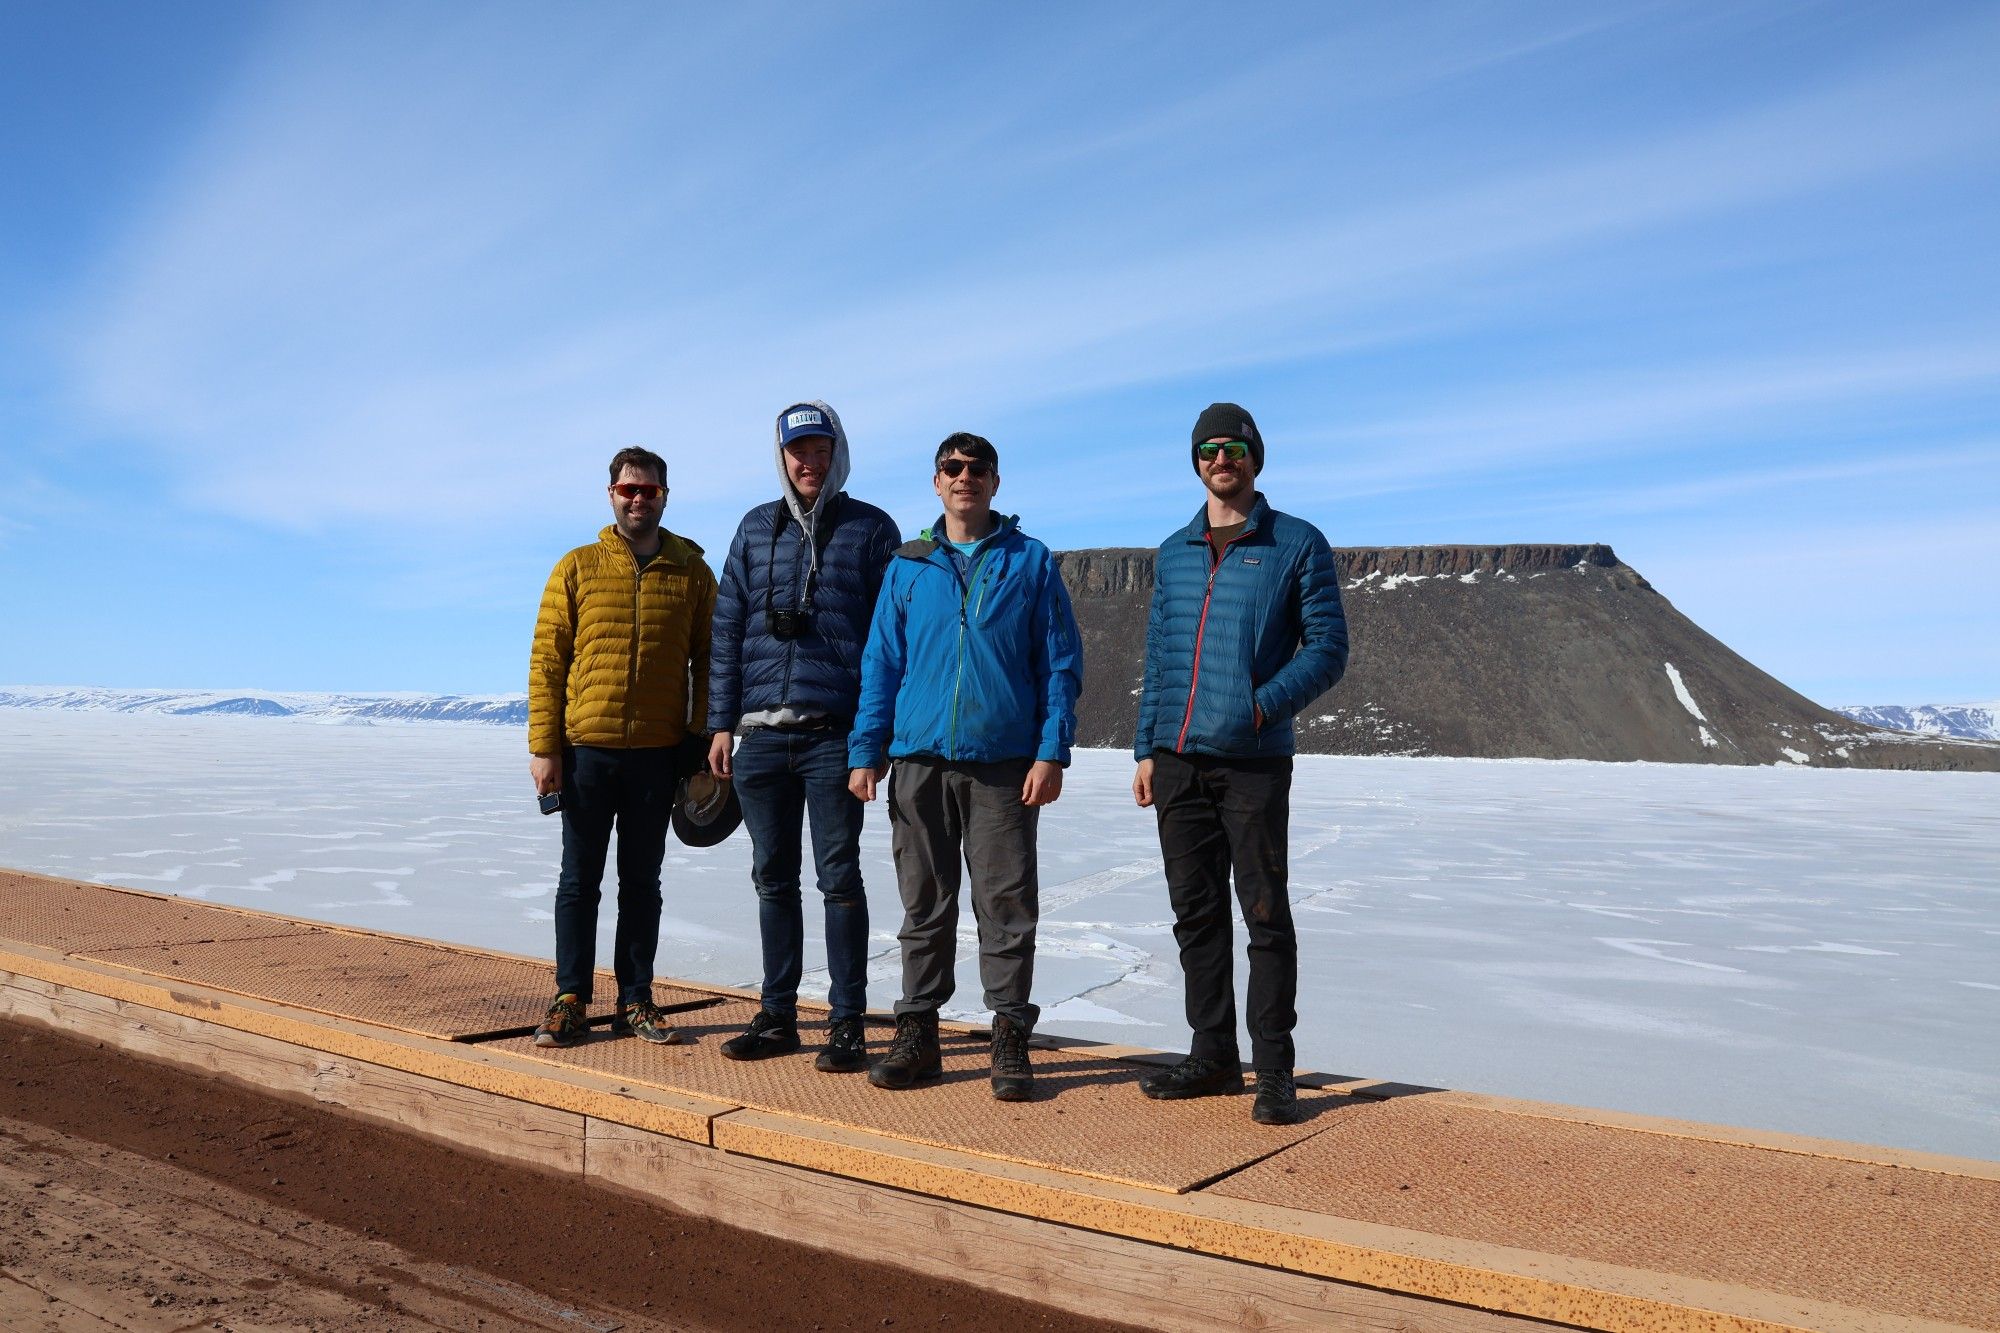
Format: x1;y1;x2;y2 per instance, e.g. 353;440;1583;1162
538;790;563;815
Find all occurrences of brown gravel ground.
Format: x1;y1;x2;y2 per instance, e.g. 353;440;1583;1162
0;1016;1136;1332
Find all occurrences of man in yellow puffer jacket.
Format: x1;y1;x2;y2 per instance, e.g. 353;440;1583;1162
528;446;717;1048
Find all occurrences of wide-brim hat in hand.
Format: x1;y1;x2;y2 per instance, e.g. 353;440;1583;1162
672;770;743;847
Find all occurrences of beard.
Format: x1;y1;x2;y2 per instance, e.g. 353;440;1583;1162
617;511;661;541
1204;468;1250;500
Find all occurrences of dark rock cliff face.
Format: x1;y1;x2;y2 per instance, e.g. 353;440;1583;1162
1053;545;2000;771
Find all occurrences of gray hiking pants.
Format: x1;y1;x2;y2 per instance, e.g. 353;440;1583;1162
887;756;1041;1029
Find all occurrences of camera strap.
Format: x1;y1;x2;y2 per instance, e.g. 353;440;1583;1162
765;492;841;617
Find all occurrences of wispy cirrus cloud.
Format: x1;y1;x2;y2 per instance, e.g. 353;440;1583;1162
1289;341;2000;500
62;3;2000;557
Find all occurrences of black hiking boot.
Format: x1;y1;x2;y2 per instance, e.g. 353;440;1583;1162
720;1010;802;1061
990;1014;1034;1102
868;1011;942;1089
1138;1054;1240;1100
814;1016;868;1073
1251;1068;1301;1125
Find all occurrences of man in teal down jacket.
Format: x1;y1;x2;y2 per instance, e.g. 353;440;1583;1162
847;432;1082;1102
1131;402;1348;1126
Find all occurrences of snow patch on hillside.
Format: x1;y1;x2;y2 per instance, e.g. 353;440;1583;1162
1663;663;1719;747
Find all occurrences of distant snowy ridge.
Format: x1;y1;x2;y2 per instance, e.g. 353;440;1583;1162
0;686;526;726
1836;703;2000;742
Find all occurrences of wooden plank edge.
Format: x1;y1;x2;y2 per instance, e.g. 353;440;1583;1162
583;1118;1572;1333
0;970;591;1175
23;870;1984;1185
711;1108;1971;1333
0;944;730;1146
1416;1090;2000;1183
4;945;1973;1333
0;963;1555;1333
0;868;741;1001
1034;1032;2000;1184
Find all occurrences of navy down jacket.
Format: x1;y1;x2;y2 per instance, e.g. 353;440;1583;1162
1134;493;1349;759
708;491;901;730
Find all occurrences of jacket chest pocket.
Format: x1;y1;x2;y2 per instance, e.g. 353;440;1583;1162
967;563;1021;625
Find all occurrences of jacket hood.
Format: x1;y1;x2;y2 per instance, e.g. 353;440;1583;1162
597;525;701;566
774;400;851;528
907;513;1021;558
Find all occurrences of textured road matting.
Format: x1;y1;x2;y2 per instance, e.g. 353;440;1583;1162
76;931;718;1042
0;871;315;954
501;1000;1337;1193
1210;1097;2000;1328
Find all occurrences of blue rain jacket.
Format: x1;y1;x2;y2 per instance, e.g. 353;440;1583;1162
1134;493;1349;759
849;515;1082;768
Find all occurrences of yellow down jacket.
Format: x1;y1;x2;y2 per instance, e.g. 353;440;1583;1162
529;526;716;754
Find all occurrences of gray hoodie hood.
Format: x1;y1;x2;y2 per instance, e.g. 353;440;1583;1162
775;400;851;528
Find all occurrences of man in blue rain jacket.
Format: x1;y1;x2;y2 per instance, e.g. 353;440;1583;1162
1131;402;1348;1126
848;432;1082;1102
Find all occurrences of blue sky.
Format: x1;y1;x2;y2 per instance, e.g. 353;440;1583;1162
2;2;1996;704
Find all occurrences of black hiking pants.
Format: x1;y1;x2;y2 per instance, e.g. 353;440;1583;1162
1149;749;1297;1071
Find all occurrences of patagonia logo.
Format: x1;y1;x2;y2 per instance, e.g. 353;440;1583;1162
1242;557;1262;565
785;409;825;430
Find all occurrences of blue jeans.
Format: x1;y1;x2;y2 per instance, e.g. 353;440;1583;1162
731;726;869;1022
553;745;680;1006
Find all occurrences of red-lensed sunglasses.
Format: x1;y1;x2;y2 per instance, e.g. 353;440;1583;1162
610;482;666;500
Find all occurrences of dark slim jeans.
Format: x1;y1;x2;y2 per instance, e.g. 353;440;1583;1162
887;756;1041;1030
553;744;680;1007
1150;749;1297;1070
731;725;870;1022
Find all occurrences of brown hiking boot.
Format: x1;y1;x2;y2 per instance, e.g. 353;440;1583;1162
534;993;588;1048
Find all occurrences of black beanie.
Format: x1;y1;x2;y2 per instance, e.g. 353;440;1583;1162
1191;402;1264;475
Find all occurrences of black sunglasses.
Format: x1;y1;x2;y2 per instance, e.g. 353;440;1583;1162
937;459;993;479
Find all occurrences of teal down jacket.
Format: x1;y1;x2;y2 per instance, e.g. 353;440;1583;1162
1134;494;1349;760
848;515;1082;769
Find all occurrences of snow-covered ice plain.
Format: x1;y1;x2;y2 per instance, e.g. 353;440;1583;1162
1;710;1994;1161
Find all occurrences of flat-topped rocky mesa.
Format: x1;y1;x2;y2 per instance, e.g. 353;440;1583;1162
1056;543;2000;770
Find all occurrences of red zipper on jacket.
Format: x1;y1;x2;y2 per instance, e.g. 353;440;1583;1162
1173;535;1239;753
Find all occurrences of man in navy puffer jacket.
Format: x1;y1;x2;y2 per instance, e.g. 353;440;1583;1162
1131;403;1348;1125
708;401;900;1072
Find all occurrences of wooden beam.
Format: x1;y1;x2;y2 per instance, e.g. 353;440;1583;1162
0;946;732;1145
587;1117;1551;1333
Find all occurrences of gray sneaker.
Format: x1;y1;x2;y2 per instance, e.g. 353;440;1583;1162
612;999;686;1045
